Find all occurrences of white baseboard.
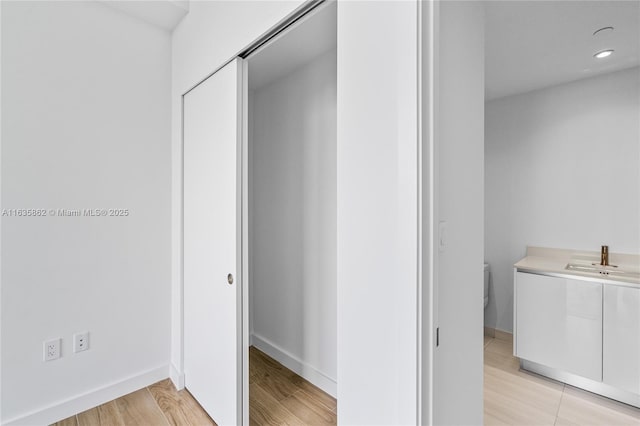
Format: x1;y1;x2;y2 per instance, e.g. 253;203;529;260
170;363;185;390
484;326;513;341
3;365;169;426
251;334;336;398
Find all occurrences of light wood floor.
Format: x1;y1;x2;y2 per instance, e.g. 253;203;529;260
53;340;640;425
51;378;215;426
51;346;336;426
484;333;640;426
249;346;336;425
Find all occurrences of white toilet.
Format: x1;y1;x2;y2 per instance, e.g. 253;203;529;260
484;263;490;309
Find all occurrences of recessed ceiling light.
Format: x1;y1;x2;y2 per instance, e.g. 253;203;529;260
594;49;614;59
593;26;614;36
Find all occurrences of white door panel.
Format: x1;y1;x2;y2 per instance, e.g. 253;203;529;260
184;58;243;426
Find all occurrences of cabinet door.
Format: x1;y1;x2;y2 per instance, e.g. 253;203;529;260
603;285;640;394
515;272;602;381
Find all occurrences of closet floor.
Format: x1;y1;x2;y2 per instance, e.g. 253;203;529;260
249;346;337;425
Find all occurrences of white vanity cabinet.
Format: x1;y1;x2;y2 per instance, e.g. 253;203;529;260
514;247;640;408
603;284;640;394
515;271;603;381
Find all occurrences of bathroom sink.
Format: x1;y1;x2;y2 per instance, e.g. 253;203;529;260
565;262;640;279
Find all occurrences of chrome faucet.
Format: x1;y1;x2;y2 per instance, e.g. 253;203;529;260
600;245;609;266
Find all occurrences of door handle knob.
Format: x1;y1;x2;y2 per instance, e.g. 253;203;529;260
227;273;234;285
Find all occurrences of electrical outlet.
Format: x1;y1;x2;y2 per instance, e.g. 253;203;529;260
44;338;61;361
73;332;89;353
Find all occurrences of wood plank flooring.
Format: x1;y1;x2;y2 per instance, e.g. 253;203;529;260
51;346;336;426
53;340;640;425
249;346;337;426
54;384;214;426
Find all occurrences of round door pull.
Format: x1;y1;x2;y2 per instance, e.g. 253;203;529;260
227;273;234;285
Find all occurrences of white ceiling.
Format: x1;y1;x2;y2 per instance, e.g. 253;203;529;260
485;1;640;100
248;1;336;91
99;0;189;32
100;0;636;99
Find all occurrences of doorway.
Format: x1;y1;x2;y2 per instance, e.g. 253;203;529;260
182;3;337;423
483;1;640;424
245;2;337;423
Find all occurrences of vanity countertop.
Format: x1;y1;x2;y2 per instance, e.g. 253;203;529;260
515;246;640;287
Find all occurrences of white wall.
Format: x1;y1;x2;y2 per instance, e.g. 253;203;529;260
249;49;337;395
433;2;485;425
485;67;640;333
170;0;305;384
337;1;419;424
1;2;171;424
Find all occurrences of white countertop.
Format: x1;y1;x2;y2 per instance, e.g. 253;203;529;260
515;246;640;287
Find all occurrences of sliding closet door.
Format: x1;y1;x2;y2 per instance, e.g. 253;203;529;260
183;58;243;426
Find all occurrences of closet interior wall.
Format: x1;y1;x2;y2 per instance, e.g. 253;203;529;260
248;46;337;396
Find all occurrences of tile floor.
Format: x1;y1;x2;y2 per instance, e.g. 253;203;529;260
484;334;640;426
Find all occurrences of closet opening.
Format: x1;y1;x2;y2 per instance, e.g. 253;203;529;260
245;1;337;422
